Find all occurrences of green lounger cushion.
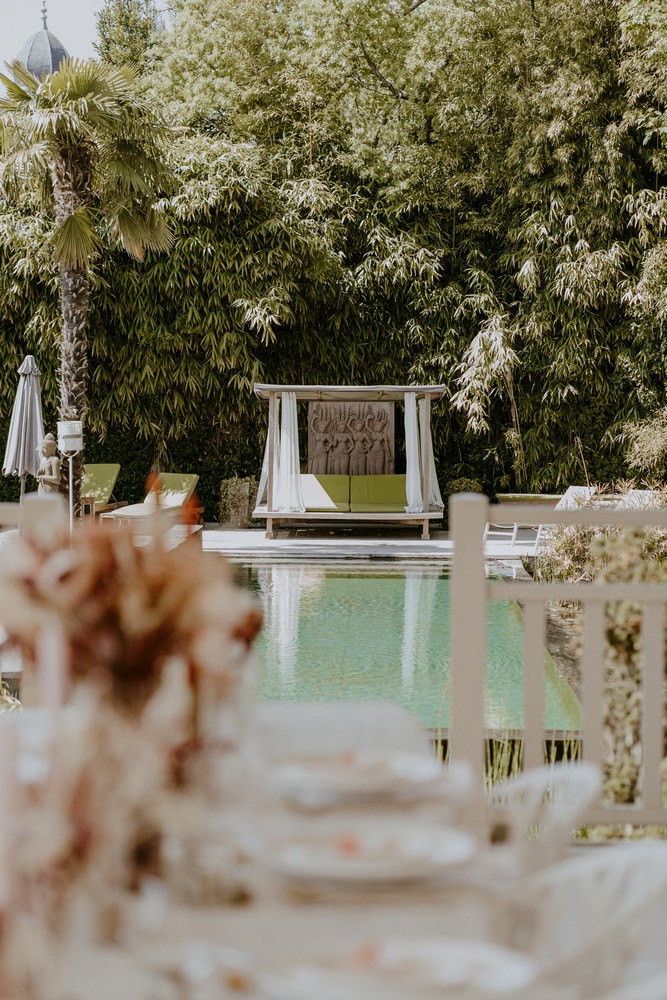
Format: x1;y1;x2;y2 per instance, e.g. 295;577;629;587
110;472;199;519
301;474;350;512
349;474;407;513
154;472;199;507
81;464;121;505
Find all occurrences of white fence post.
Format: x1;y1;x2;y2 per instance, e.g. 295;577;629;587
641;603;665;812
449;493;489;781
522;601;546;770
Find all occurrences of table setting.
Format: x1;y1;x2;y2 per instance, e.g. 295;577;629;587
0;518;665;1000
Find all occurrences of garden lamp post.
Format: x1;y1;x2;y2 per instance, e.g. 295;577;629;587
57;420;83;533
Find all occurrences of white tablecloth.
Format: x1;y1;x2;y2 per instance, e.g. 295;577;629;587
24;703;667;999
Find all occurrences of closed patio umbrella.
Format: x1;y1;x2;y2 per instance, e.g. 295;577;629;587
2;355;45;501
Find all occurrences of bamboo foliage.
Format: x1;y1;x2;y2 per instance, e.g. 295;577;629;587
0;0;667;514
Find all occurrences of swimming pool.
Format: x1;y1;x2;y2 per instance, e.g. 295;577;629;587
237;562;581;734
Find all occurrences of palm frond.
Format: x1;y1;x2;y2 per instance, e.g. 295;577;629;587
1;56;173;267
0;61;39;103
141;210;174;253
0;141;51;197
52;206;102;268
9;61;39;93
46;59;138;112
0;77;33;109
29;108;96;144
96;148;175;204
99;154;152;197
108;205;173;259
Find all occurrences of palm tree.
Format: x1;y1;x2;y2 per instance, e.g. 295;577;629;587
0;58;173;509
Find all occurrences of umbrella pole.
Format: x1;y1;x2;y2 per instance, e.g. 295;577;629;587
20;474;25;505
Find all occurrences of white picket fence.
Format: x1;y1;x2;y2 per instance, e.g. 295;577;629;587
449;493;667;825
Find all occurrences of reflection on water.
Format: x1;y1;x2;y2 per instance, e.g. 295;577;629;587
238;563;581;733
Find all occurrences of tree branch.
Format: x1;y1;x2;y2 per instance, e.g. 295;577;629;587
359;42;410;100
407;0;429;12
350;69;401;99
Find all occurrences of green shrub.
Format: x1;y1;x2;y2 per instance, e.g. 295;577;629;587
441;477;484;527
442;477;484;497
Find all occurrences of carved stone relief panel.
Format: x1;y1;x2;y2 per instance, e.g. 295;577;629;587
307;401;395;476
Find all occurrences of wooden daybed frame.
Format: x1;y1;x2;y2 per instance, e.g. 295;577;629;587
252;384;446;540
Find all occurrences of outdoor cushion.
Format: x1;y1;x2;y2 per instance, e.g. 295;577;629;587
301;474;350;512
349;474;407;513
555;486;596;509
81;464;121;505
150;472;199;508
107;472;199;520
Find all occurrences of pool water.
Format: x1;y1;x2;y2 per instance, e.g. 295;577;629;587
238;563;581;733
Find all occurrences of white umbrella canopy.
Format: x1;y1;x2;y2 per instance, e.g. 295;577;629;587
2;355;45;500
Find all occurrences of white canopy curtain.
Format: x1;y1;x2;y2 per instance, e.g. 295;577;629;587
257;391;305;512
404;393;444;513
419;397;444;511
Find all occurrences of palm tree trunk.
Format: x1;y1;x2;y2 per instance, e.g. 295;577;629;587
51;156;92;517
59;264;89;514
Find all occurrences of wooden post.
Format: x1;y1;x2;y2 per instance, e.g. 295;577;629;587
421;395;431;514
267;392;277;539
421;395;432;541
449;493;488;784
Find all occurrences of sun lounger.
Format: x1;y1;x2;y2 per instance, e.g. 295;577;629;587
102;472;200;525
555;486;597;509
484;493;563;553
80;464;127;516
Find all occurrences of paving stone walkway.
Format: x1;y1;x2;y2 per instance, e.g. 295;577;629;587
202;523;539;563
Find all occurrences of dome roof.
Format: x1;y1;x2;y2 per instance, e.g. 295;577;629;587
17;28;69;78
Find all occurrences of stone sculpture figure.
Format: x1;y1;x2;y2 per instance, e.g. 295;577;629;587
347;414;371;476
328;419;355;475
36;433;61;494
366;407;394;475
308;405;333;475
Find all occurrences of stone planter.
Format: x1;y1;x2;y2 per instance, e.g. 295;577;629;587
218;477;258;528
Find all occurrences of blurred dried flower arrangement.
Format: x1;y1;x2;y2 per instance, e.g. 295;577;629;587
0;522;262;995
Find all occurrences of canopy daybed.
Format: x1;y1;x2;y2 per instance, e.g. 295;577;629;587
252;384;446;539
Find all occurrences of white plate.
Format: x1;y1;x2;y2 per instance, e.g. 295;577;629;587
259;938;536;1000
272;751;448;806
263;820;476;888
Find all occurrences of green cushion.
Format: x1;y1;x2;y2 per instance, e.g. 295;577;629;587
349;474;407;511
111;472;199;519
350;503;407;513
81;464;120;505
315;474;350;511
153;473;199;507
301;474;350;512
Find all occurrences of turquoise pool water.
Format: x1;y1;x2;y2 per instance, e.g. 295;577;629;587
238;563;581;733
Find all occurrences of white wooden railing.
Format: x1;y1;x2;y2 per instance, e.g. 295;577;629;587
449;493;667;825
